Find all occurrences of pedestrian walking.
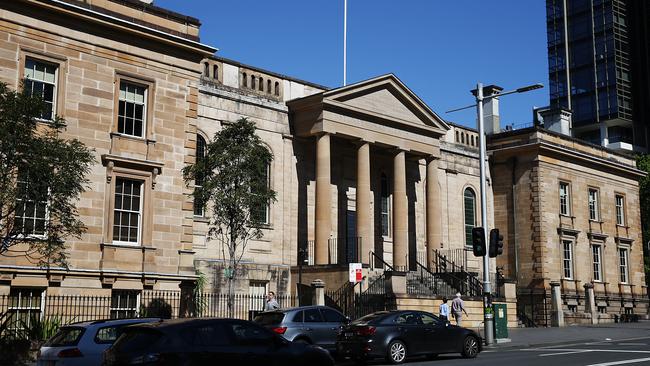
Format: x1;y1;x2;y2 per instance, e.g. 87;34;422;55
439;297;450;321
451;292;468;326
264;291;279;311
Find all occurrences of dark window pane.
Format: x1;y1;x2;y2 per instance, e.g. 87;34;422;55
134;104;143;120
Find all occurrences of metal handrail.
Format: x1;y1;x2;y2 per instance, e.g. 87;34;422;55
369;251;394;271
433;250;482;297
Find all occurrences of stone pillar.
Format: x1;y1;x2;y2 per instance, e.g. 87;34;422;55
393;150;408;271
315;134;331;265
584;283;597;324
356;142;372;265
311;279;325;306
550;281;565;327
426;157;441;267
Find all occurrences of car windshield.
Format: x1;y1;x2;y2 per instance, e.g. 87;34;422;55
44;327;85;347
253;312;285;325
112;328;162;353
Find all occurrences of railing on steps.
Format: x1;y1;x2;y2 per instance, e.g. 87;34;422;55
369;251;394;271
325;281;358;316
407;261;440;297
517;311;537;328
433;250;483;297
325;271;396;320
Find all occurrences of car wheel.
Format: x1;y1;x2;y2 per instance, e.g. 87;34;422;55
461;336;480;358
387;340;407;364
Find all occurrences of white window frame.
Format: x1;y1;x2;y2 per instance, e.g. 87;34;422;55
194;134;207;217
588;188;599;221
112;178;143;246
24;57;58;121
380;173;391;238
618;247;629;284
464;188;477;247
615;194;625;226
591;244;603;282
562;240;574;279
117;81;148;138
7;288;45;335
110;290;141;319
559;182;570;216
13;175;49;240
248;281;268;312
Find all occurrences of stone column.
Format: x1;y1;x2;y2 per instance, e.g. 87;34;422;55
393;150;408;271
426;157;441;267
584;283;597;324
356;142;372;265
315;134;331;265
550;281;565;327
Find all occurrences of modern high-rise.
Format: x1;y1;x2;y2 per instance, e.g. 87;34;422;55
546;0;650;151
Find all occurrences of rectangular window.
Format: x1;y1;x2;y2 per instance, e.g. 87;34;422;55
112;178;143;244
380;175;390;237
7;288;44;335
24;58;57;120
194;135;207;217
588;189;599;221
559;182;570;216
251;165;270;224
615;195;625;226
248;281;267;312
619;247;629;283
117;81;146;137
592;244;602;281
13;175;48;237
110;290;139;319
562;240;573;279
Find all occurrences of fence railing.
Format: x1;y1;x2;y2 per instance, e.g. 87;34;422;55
369;251;394;271
0;291;297;337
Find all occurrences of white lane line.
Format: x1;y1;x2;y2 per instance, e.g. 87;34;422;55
539;350;592;357
520;348;650;354
617;343;647;346
585;357;650;366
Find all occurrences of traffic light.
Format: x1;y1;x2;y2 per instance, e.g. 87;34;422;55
489;228;504;258
471;227;486;257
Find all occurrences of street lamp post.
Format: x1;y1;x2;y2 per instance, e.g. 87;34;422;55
448;82;542;346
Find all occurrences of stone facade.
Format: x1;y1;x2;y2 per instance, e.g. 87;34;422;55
0;0;214;297
490;127;648;325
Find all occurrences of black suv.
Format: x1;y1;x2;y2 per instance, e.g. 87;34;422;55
103;318;334;366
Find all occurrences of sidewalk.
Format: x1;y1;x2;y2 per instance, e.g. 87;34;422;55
487;321;650;350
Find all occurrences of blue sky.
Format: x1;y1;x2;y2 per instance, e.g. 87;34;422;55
157;0;549;128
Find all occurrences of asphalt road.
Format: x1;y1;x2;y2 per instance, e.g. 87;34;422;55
337;336;650;366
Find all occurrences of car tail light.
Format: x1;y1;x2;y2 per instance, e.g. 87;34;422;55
272;326;287;334
356;326;376;336
57;348;83;358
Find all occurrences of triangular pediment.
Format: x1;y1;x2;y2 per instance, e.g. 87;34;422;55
322;74;450;134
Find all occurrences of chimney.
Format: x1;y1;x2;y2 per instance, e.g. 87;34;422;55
471;85;503;135
540;108;572;136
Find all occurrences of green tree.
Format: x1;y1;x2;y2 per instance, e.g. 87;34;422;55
637;154;650;286
183;118;276;317
0;82;94;269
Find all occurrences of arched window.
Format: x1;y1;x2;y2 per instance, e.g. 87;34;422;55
194;134;207;216
461;133;465;144
274;81;280;96
251;75;256;90
242;73;248;87
455;131;459;142
380;173;390;237
470;135;474;146
213;65;219;80
267;80;272;94
203;62;210;77
464;188;476;247
259;77;264;91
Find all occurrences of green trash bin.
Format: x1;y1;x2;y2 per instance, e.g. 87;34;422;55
493;303;508;339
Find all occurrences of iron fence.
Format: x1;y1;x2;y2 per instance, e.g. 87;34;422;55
0;291;297;337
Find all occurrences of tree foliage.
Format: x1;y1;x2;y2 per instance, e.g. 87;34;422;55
637;154;650;286
183;118;276;316
0;82;94;269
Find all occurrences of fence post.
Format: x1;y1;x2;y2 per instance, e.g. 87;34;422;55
550;281;564;327
311;279;325;306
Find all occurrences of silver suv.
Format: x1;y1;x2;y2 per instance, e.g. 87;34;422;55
253;306;348;352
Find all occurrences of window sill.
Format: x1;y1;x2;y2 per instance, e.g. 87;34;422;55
589;219;604;224
109;132;156;144
251;223;273;230
616;224;629;229
559;214;575;219
101;242;155;251
193;216;210;223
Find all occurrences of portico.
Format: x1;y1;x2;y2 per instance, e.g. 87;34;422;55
288;75;448;271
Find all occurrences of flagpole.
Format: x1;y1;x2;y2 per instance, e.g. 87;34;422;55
343;0;347;86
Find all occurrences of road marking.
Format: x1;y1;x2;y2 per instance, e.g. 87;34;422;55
521;348;650;354
585;357;650;366
617;343;647;346
539;350;591;357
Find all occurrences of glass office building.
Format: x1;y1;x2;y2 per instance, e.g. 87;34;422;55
546;0;649;150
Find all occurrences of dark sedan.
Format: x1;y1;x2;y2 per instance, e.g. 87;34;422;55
336;310;482;364
103;318;334;366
